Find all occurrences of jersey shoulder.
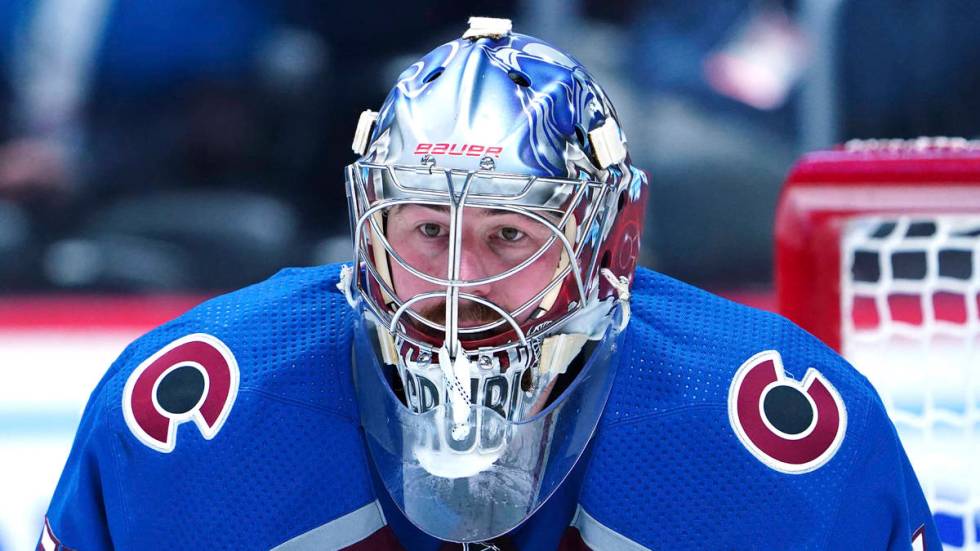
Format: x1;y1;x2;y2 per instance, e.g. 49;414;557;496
619;266;878;418
108;262;355;417
72;262;359;464
577;267;917;549
51;264;382;548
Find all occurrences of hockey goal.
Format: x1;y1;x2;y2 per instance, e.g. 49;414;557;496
775;138;980;550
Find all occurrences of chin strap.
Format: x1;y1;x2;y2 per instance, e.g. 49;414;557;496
600;268;631;332
438;342;473;439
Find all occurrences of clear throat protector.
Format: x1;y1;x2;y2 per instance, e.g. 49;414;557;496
351;304;625;542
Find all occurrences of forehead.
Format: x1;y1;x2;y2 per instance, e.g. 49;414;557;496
391;204;508;216
389;204;562;222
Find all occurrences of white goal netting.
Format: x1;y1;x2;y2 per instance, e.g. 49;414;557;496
842;214;980;549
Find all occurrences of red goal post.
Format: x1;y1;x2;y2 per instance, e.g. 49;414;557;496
776;138;980;350
775;138;980;550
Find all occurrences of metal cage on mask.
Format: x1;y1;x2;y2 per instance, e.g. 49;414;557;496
342;158;634;543
344;158;624;419
347;161;613;336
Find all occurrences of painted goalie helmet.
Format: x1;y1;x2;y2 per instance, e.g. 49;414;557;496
342;17;647;543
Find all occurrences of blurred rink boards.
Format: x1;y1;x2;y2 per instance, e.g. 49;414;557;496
0;297;200;551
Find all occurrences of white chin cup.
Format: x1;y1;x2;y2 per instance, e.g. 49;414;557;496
414;407;505;479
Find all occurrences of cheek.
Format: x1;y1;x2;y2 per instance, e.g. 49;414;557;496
386;233;444;302
389;264;445;321
495;245;563;304
389;260;419;301
389;253;444;304
528;241;565;281
387;227;446;275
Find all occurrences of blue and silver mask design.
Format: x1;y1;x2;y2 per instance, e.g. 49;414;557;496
343;19;647;544
367;31;622;179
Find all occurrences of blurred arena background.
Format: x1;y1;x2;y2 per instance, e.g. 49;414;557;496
2;0;979;549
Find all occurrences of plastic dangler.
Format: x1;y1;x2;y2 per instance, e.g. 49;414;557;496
438;344;473;439
337;264;359;308
600;268;631;332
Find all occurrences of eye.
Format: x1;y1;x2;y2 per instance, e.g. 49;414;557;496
418;223;445;238
498;227;525;242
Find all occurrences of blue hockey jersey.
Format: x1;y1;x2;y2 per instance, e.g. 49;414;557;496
39;264;938;550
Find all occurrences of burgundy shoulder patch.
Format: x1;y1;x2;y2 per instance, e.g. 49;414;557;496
557;527;592;551
38;517;75;551
728;350;847;474
122;333;239;453
340;526;405;550
912;524;926;551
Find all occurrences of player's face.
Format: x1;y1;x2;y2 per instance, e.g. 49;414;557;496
386;204;563;327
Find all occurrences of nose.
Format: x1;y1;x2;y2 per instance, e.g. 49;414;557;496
456;233;494;297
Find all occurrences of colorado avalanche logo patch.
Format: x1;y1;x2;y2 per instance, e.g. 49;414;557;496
728;350;846;474
122;334;239;453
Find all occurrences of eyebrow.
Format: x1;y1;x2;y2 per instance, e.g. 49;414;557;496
416;204;450;214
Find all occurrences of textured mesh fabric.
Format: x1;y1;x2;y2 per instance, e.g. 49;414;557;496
104;265;360;421
605;268;868;419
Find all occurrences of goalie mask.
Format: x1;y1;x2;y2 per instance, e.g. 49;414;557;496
342;17;648;543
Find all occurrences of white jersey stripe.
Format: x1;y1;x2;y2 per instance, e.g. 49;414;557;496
571;504;651;551
272;500;386;550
